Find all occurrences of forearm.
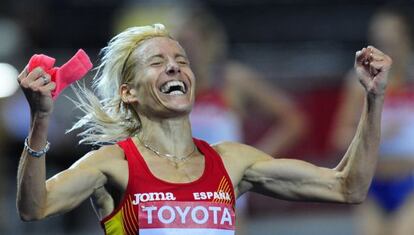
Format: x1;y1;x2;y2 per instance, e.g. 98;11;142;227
17;114;50;221
336;93;384;202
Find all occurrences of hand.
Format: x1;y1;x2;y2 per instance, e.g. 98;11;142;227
17;67;56;117
354;46;392;96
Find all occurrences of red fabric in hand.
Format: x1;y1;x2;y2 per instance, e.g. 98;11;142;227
28;49;93;99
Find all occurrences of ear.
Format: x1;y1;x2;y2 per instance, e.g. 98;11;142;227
120;84;139;104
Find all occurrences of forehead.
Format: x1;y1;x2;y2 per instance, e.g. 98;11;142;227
135;37;186;61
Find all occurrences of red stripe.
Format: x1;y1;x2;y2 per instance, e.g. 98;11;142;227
122;202;135;235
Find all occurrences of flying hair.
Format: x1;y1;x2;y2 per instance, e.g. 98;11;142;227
68;24;170;145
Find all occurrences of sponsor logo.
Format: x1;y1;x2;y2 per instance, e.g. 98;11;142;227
193;191;231;201
132;192;176;205
139;201;235;230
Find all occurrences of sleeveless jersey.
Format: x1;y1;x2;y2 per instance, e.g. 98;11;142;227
101;138;236;235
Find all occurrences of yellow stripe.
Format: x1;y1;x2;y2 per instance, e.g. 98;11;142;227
103;209;126;235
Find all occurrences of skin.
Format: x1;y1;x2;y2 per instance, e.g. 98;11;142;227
16;37;391;224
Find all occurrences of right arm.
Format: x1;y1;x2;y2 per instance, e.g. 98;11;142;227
16;67;107;221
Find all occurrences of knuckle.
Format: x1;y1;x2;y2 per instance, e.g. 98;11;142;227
20;81;29;88
17;73;25;81
28;83;38;91
34;67;44;74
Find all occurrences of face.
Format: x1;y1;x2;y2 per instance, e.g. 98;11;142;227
123;37;196;118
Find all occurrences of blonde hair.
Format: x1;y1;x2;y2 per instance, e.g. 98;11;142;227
68;24;170;145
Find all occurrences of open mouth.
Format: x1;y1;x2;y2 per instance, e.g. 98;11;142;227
159;80;187;95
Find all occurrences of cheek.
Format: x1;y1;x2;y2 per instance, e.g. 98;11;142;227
182;67;195;81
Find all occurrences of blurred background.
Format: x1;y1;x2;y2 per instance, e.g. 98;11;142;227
1;0;414;234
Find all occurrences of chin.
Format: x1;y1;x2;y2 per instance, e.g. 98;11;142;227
163;99;194;115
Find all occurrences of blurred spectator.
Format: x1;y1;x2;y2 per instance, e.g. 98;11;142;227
331;8;414;235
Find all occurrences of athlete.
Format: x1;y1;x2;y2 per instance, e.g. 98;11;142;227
16;24;391;235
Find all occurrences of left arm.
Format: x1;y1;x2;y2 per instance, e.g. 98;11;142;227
231;46;391;203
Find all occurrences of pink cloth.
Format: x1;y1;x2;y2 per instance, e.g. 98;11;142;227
28;49;93;99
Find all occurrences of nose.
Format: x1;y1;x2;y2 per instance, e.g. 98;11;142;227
165;60;180;76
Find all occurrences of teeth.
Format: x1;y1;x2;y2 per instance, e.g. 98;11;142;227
168;90;184;95
160;80;186;94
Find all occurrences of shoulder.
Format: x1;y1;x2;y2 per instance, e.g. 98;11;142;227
212;141;271;168
70;144;125;170
210;141;273;193
212;141;253;153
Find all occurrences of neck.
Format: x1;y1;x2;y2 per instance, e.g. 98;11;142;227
137;114;194;159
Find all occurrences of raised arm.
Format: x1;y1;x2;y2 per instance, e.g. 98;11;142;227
232;46;392;203
16;67;107;221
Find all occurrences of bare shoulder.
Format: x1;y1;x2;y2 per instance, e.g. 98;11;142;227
211;141;272;189
213;141;270;159
69;144;128;191
70;144;125;171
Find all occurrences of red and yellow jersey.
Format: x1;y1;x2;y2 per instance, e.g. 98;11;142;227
101;138;236;235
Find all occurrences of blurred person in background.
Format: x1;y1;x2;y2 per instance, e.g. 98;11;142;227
15;21;392;235
114;4;307;234
331;8;414;235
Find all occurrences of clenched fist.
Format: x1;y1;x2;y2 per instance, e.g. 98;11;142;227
17;67;56;117
355;46;392;96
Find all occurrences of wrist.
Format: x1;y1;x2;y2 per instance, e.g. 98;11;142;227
367;91;385;100
32;111;52;120
24;137;50;158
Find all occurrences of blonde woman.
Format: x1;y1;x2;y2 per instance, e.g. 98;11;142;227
17;24;391;235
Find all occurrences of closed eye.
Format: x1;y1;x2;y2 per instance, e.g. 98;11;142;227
150;61;163;66
177;60;188;65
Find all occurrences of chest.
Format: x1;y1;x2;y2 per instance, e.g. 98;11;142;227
140;152;206;184
101;141;237;235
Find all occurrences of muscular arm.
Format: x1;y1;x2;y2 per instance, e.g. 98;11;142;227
228;46;391;203
17;133;107;221
238;93;382;203
16;67;107;221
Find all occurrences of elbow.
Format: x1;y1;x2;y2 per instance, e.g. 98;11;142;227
343;192;367;204
18;211;43;222
341;182;369;204
337;174;369;204
17;203;46;222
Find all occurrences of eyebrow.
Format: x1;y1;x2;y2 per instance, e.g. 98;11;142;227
145;53;188;63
